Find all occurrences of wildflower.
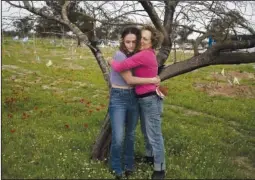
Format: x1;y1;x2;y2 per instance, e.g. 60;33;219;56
88;110;93;115
65;124;69;129
22;112;30;119
84;123;88;128
10;129;16;133
8;113;13;118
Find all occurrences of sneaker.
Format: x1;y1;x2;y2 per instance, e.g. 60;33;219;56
151;170;165;179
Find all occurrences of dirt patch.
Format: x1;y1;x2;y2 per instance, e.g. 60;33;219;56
57;62;84;70
196;71;255;98
233;156;255;178
193;82;255;98
210;71;255;82
229;71;255;79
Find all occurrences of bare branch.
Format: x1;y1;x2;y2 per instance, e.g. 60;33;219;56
176;24;205;34
139;1;166;35
160;39;255;81
6;1;25;9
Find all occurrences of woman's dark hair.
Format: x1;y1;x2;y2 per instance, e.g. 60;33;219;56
119;26;141;57
141;25;163;49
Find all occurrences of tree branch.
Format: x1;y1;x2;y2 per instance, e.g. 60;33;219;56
139;1;166;35
175;24;206;34
160;39;255;81
156;1;179;66
6;1;68;27
6;1;24;9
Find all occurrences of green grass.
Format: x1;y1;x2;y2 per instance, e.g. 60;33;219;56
2;37;255;179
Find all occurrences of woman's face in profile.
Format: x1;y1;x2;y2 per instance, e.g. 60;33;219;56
140;30;152;50
124;34;137;53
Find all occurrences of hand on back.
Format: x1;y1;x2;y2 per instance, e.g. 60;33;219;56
151;75;161;86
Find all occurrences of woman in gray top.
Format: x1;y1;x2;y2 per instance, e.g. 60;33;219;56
109;26;159;179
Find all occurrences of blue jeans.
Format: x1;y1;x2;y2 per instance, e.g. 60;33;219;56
139;95;165;171
109;88;139;175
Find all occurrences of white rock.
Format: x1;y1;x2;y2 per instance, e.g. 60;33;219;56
221;68;225;76
46;60;53;67
233;77;240;85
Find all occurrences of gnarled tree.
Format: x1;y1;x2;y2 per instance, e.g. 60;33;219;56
6;0;255;161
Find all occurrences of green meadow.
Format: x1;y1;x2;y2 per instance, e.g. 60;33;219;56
2;37;255;179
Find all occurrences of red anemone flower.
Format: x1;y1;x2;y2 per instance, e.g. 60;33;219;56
8;113;13;118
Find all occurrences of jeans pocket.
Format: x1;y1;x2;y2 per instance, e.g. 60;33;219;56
139;95;161;115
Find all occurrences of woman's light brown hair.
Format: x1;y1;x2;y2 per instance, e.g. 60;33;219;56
141;25;163;49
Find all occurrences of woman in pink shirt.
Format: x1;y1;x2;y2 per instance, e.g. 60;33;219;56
109;25;166;179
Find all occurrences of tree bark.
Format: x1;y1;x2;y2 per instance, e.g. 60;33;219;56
91;111;111;160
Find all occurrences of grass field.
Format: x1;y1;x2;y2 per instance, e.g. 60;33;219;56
2;37;255;179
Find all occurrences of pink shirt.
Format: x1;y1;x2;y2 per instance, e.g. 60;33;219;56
111;48;158;95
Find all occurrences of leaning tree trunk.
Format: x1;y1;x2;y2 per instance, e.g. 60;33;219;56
91;111;112;160
87;44;112;160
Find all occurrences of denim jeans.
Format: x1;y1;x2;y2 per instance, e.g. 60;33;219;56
139;95;165;171
109;88;139;175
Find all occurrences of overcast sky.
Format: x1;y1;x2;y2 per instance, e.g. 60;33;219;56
2;1;255;40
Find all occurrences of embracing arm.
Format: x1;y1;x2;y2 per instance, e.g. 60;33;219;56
120;70;160;85
109;51;145;72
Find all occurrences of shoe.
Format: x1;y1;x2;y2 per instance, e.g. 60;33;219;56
151;170;165;179
135;155;154;165
125;170;133;178
110;170;123;179
115;174;122;179
144;156;154;165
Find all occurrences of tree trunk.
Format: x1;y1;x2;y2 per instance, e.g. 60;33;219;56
77;38;81;47
173;41;177;63
91;111;112;161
